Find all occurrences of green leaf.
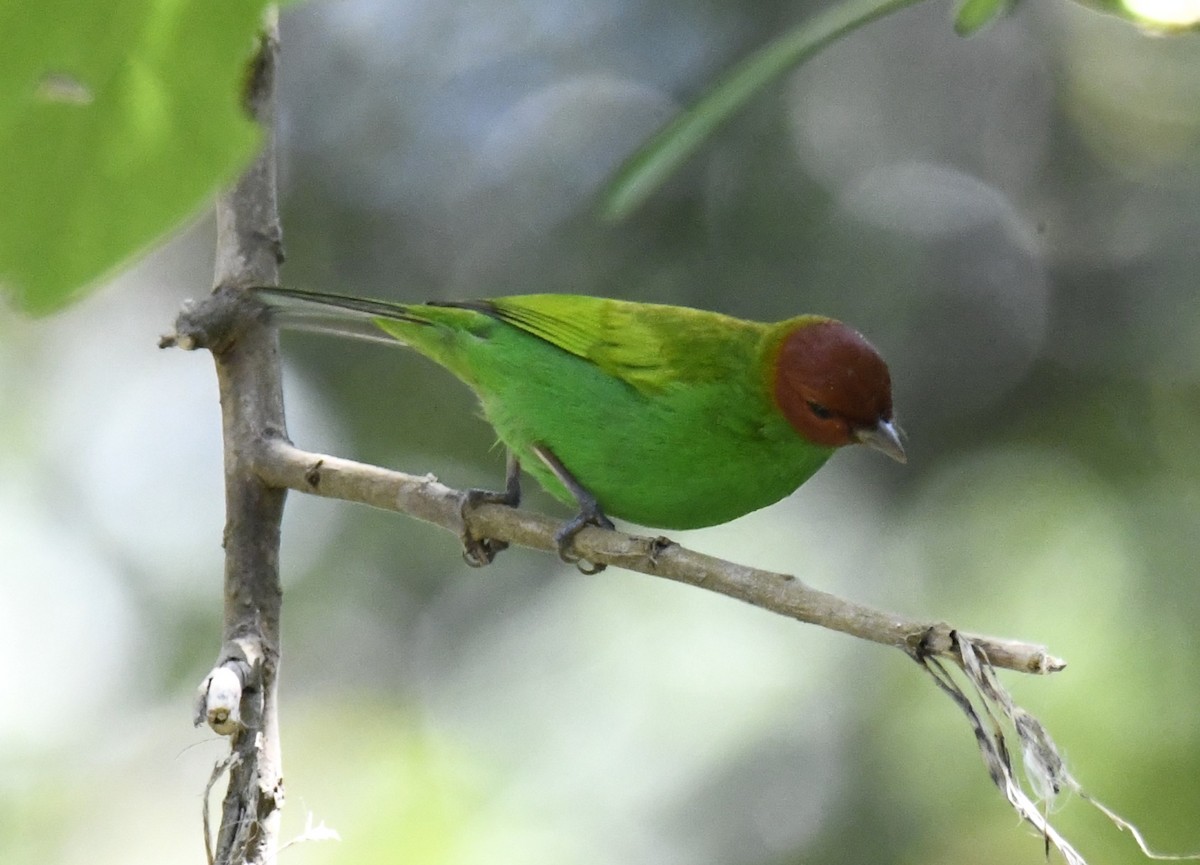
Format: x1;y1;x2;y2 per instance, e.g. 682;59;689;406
954;0;1015;35
599;0;925;222
0;0;276;315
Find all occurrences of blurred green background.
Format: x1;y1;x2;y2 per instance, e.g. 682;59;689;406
2;0;1199;863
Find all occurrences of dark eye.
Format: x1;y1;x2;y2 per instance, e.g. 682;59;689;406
807;401;832;419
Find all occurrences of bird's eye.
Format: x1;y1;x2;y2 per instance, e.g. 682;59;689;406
807;401;832;419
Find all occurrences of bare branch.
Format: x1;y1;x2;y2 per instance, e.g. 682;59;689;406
164;10;286;865
252;437;1065;676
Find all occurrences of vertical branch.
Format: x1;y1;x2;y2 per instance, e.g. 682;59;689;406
169;10;287;865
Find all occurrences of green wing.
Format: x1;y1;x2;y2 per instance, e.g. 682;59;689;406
458;294;769;393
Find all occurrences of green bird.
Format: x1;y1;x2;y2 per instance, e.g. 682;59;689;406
257;288;904;569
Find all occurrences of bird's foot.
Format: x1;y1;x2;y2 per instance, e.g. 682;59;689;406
554;501;615;575
459;453;522;568
528;442;613;574
459;489;512;567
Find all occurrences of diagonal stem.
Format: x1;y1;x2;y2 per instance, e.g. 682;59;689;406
252;437;1065;677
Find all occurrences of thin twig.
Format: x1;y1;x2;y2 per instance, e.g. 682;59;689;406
251;437;1065;676
203;753;240;865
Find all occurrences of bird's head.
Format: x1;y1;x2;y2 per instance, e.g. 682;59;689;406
772;319;905;463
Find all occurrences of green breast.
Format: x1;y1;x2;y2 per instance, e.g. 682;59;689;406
471;331;834;529
379;298;835;529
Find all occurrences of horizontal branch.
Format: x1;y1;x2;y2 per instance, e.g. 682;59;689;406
252;437;1064;676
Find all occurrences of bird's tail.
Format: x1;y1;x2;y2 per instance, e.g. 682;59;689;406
253;286;428;347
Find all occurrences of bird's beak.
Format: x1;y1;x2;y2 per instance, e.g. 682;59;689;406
855;419;906;463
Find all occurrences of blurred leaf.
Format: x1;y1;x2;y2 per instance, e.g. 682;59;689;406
1071;0;1200;31
599;0;924;221
954;0;1016;35
0;0;276;315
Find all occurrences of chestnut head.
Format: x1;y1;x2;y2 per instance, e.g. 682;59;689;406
773;319;904;462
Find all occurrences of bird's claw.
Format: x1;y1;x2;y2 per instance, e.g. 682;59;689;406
459;487;516;568
461;534;508;568
559;547;605;575
554;508;615;575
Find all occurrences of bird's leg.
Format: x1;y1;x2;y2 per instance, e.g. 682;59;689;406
459;450;522;567
532;443;614;575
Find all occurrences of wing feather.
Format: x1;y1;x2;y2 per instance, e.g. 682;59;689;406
441;294;766;392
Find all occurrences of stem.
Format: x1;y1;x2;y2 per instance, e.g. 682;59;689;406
253;439;1065;677
601;0;927;219
168;11;288;865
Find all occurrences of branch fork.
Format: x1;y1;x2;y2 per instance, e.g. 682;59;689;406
158;5;1200;864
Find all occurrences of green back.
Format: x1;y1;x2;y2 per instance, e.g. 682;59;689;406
374;295;835;529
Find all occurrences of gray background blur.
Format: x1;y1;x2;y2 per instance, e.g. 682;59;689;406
2;0;1199;863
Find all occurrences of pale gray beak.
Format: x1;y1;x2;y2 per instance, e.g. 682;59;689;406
855;419;906;463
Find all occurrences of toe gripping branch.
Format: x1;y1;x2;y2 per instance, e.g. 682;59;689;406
534;444;614;574
460;451;522;567
458;445;615;574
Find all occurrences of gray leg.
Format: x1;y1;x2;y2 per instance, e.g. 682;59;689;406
532;443;614;575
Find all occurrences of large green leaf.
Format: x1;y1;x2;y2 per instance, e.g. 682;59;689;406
0;0;275;315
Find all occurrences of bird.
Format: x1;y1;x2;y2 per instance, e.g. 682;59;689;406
255;287;904;571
